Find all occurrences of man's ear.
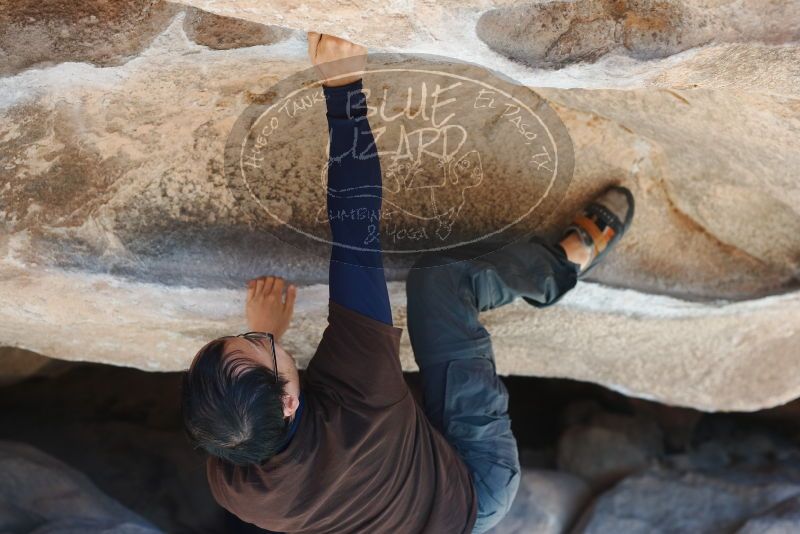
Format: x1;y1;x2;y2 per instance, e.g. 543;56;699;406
283;394;300;419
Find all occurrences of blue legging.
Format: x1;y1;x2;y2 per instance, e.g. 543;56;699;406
323;79;392;325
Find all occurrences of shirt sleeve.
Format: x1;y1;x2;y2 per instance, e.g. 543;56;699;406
323;78;393;326
305;299;407;408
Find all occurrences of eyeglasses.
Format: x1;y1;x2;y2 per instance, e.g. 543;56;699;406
236;331;279;384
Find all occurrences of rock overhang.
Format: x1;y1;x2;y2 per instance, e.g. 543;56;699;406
1;1;799;412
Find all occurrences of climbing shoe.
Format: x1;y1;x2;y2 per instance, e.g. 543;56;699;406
562;185;635;278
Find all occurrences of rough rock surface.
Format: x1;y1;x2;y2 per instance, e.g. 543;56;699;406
574;465;800;533
489;469;591;534
737;495;800;534
0;1;293;76
557;410;664;487
166;0;800;94
574;419;800;533
6;357;800;533
1;1;799;411
477;0;800;68
0;440;163;533
1;361;227;532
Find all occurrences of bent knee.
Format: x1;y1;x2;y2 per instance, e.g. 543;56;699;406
472;463;521;533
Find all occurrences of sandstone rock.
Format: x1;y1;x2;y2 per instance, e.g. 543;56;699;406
3;16;797;297
0;0;180;76
1;4;799;412
476;0;800;68
489;469;591;534
0;440;163;533
166;0;800;94
0;1;297;77
182;7;295;50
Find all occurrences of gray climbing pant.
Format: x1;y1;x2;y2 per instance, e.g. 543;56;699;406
406;236;579;533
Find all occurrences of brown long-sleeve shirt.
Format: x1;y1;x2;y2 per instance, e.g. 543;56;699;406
207;300;477;533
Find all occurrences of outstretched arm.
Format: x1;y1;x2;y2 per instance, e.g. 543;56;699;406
309;33;392;325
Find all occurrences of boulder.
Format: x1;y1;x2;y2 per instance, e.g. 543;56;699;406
0;362;232;532
165;0;800;94
489;469;591;534
1;2;799;411
476;0;799;69
0;440;163;533
737;495;800;534
557;410;664;487
573;465;800;533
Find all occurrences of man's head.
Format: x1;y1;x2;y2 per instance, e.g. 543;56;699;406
181;334;301;465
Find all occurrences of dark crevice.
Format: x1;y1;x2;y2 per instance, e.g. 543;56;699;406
4;356;800;532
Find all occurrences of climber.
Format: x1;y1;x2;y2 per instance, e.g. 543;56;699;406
180;32;634;534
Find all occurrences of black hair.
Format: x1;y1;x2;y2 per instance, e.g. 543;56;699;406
181;337;290;465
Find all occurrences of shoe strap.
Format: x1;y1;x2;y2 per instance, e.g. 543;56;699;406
574;214;614;256
562;222;596;269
